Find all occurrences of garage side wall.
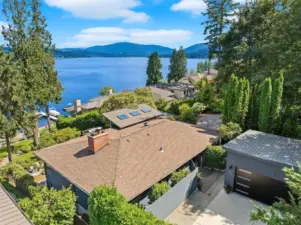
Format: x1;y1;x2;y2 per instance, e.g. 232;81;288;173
225;151;286;189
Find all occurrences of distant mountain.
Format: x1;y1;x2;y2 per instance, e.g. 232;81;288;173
54;42;208;58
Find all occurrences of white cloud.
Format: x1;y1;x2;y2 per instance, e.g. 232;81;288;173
171;0;207;15
44;0;149;23
62;27;193;48
171;0;245;16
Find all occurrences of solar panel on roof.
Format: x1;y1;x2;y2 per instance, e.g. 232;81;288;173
142;108;151;113
117;114;129;120
130;111;141;116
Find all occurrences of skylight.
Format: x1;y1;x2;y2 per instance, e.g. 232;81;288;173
142;108;151;113
130;111;141;116
117;114;129;120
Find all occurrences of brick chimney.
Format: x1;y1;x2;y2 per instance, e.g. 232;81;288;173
88;132;109;154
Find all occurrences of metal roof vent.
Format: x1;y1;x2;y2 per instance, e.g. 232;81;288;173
144;122;148;127
159;147;164;153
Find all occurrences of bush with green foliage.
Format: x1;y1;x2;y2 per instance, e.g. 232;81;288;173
155;98;169;112
39;128;80;149
203;146;227;170
168;115;176;121
13;139;33;154
209;97;224;113
99;86;115;96
250;163;301;224
149;181;170;203
168;100;181;115
88;185;169;225
170;169;190;187
19;186;76;225
219;122;242;142
57;110;102;131
192;102;207;116
180;107;196;124
179;103;190;114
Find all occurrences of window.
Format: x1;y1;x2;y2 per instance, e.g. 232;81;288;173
117;114;129;120
142;108;151;113
130;111;141;116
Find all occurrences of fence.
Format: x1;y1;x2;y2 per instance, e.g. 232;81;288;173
145;168;199;219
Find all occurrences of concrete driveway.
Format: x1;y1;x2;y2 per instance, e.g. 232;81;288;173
166;174;265;225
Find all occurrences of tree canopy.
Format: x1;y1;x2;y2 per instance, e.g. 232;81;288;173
250;163;301;225
88;185;169;225
99;86;115;96
19;186;76;225
146;52;162;85
168;47;187;82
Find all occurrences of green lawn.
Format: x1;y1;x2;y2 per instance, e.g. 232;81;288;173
1;181;26;199
13;152;35;162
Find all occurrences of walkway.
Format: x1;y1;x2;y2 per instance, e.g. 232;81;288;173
166;173;265;225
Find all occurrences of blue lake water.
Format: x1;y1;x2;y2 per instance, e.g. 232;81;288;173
40;57;203;126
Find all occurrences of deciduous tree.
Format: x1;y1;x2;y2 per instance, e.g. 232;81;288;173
19;186;76;225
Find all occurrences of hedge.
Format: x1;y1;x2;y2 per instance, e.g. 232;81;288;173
88;185;169;225
203;146;227;170
149;181;170;203
170;168;190;187
56;110;102;131
39;127;80;149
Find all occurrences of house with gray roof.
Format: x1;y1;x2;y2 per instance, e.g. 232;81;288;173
0;185;32;225
224;130;301;205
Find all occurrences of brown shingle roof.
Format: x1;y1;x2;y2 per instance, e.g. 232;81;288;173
0;185;32;225
35;119;216;200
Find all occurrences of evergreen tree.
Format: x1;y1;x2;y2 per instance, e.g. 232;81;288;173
259;77;272;132
2;0;62;138
146;52;162;85
270;71;284;128
232;78;245;124
176;46;187;81
168;47;187;82
0;50;27;161
223;74;239;122
202;0;239;65
168;49;177;82
242;78;251;126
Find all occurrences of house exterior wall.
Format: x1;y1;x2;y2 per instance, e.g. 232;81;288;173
145;167;199;219
225;151;287;189
45;165;89;210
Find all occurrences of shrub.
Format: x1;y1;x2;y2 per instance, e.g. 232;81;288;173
203;146;227;170
170;169;190;187
39;128;80;149
149;181;170;203
179;103;190;114
209;98;224;113
88;185;169;225
168;115;175;121
169;100;181;115
56;116;75;129
57;110;102;131
19;186;76;225
13;140;34;154
192;102;206;116
155;98;169;112
0;152;8;161
219;122;242;142
180;108;196;124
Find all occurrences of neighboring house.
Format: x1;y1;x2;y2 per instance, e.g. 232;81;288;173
35;104;216;215
63;96;110;115
154;83;196;100
224;130;301;205
0;184;33;225
147;86;175;102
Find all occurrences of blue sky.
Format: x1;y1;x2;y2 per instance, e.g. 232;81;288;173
0;0;243;49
